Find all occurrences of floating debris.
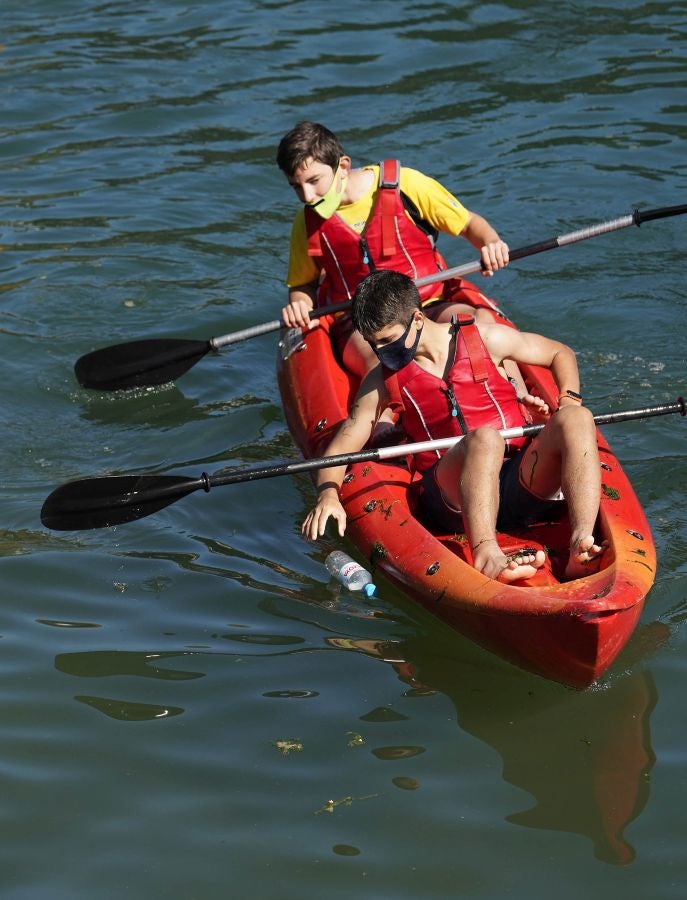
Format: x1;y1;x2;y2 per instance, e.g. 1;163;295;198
315;793;378;815
346;731;365;747
272;739;304;755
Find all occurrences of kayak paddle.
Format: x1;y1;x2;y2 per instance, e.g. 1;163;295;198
73;300;353;391
41;397;685;531
74;203;687;392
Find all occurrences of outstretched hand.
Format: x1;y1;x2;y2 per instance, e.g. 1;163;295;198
302;493;347;540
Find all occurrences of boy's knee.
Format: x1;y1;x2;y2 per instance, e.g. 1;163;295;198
555;404;594;428
467;426;506;453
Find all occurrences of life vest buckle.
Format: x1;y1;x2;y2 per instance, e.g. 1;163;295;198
379;159;401;189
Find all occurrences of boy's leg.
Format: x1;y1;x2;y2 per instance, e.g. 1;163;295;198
517;405;604;577
436;427;545;582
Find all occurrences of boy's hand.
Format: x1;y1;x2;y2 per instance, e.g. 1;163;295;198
520;392;550;417
302;492;347;540
480;239;510;276
282;297;317;329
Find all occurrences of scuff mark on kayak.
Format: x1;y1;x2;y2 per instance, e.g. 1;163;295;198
371;541;386;560
379;499;399;520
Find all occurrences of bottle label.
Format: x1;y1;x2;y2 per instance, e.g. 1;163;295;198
341;562;364;579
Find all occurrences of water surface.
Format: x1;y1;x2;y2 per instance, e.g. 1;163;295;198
1;1;686;897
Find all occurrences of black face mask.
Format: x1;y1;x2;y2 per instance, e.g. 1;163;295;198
370;317;423;372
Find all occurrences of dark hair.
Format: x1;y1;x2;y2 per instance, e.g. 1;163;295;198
352;271;422;339
276;121;345;176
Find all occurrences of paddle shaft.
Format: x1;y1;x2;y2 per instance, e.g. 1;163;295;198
416;203;687;288
211;203;687;348
211;301;352;348
41;398;685;530
208;398;685;486
73;203;687;390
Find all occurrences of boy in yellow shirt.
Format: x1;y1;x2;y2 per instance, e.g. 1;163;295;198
276;120;510;378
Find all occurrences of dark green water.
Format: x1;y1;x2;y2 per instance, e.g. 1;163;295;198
2;1;686;897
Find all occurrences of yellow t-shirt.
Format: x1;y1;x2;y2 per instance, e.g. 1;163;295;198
286;165;470;288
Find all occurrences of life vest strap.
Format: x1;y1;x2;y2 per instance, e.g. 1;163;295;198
456;316;489;383
384;370;404;414
305;205;322;257
379;159;401;258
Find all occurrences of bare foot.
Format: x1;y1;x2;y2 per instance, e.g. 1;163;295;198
565;535;606;580
473;541;546;583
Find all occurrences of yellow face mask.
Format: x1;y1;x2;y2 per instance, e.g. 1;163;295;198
307;166;347;219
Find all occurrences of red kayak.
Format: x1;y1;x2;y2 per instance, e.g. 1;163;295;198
276;295;656;688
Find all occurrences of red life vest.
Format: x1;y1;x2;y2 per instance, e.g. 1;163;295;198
304;159;447;304
388;317;531;473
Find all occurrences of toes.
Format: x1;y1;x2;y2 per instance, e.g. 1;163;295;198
497;564;538;583
573;536;606;564
497;548;547;583
505;548;545;568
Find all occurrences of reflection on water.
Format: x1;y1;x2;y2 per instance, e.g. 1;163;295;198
327;623;664;866
371;745;426;761
57;650;202;722
0;528;86;558
55;649;206;681
37;618;101;629
75;695;183;721
3;0;685;894
78;385;269;430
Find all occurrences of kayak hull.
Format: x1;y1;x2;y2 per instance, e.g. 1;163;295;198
277;311;655;689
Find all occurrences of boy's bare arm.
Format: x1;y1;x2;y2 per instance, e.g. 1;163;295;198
304;371;388;540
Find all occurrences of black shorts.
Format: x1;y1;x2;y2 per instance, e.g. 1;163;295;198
416;452;565;534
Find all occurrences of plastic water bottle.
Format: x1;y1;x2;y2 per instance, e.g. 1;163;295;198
324;551;376;597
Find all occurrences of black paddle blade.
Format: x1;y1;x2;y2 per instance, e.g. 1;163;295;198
41;474;207;530
74;338;212;391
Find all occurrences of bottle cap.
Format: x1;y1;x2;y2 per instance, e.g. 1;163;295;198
363;583;376;598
